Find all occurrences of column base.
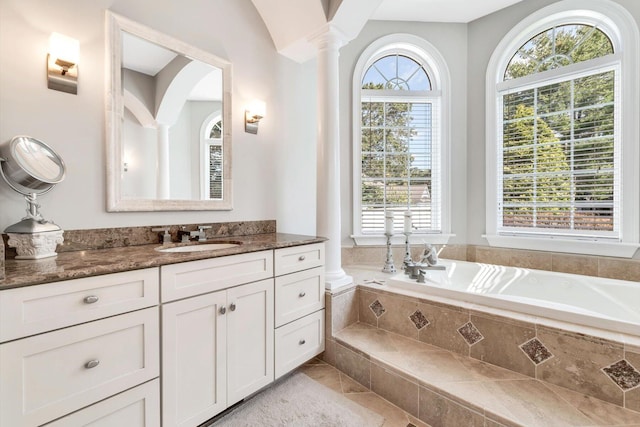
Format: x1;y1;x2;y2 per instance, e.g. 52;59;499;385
324;269;353;290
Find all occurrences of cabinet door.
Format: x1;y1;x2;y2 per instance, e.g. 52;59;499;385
43;379;160;427
226;278;274;405
162;292;227;427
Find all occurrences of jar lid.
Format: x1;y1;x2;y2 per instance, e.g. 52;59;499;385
4;218;62;234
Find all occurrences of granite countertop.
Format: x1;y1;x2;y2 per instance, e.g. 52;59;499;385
1;233;326;290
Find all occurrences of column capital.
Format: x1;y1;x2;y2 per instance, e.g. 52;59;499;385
308;23;349;52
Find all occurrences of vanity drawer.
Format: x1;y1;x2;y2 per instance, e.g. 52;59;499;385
0;268;159;343
44;379;160;427
160;250;273;302
274;243;324;276
275;310;325;379
0;307;159;427
275;267;324;327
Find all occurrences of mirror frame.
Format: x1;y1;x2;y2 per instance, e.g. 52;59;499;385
105;11;232;211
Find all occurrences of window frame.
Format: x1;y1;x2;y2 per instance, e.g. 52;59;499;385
199;112;224;200
352;34;453;245
485;0;640;257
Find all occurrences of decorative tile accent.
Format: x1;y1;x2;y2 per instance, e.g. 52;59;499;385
457;322;484;346
603;360;640;390
409;310;429;330
369;299;386;318
520;338;554;365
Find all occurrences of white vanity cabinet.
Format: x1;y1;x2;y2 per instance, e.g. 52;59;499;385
0;241;325;427
274;243;325;378
0;269;160;427
160;251;274;427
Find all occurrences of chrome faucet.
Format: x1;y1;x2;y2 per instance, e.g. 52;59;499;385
177;227;191;243
194;225;211;242
176;225;211;243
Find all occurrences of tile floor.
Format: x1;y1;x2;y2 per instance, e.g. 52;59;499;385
299;357;431;427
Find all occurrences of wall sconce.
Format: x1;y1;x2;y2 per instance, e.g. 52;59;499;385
47;32;79;95
245;100;266;134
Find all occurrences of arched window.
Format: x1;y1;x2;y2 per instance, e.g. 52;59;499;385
352;35;451;244
201;114;223;200
485;0;639;257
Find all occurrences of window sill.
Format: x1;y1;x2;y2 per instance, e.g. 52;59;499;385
483;234;639;258
351;234;456;246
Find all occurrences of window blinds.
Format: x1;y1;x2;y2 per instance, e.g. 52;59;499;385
360;97;441;234
498;68;619;238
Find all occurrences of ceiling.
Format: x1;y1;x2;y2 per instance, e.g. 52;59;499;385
370;0;524;23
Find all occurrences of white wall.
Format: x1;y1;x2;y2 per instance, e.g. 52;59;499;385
465;0;640;246
0;0;317;235
338;20;468;246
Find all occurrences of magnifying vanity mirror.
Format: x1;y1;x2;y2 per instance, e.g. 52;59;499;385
0;135;66;259
106;12;232;211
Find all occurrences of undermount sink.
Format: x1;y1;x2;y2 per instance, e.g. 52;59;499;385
156;243;240;253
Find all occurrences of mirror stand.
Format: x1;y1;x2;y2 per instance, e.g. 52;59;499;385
0;136;66;259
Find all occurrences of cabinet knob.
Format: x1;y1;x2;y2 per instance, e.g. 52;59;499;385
298;255;306;261
298;339;306;345
298;291;306;298
85;359;100;369
230;302;236;312
83;295;99;304
219;306;227;315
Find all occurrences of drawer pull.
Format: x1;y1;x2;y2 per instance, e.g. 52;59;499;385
298;255;306;261
299;339;306;345
83;295;99;304
298;291;306;298
85;359;100;369
230;302;236;312
220;306;227;315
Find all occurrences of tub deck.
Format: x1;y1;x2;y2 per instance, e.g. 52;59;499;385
333;323;640;426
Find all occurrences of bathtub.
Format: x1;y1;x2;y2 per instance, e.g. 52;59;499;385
388;259;640;336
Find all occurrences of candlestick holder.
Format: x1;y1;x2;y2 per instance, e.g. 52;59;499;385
403;231;412;267
382;232;396;273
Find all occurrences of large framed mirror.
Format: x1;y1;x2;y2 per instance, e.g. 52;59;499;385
106;12;232;211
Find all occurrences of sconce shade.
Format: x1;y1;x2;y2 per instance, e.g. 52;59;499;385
47;32;79;94
245;100;266;134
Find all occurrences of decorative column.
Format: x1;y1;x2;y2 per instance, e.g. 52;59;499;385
312;27;352;290
157;123;170;199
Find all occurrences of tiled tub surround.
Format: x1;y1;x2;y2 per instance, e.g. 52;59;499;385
322;266;640;426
